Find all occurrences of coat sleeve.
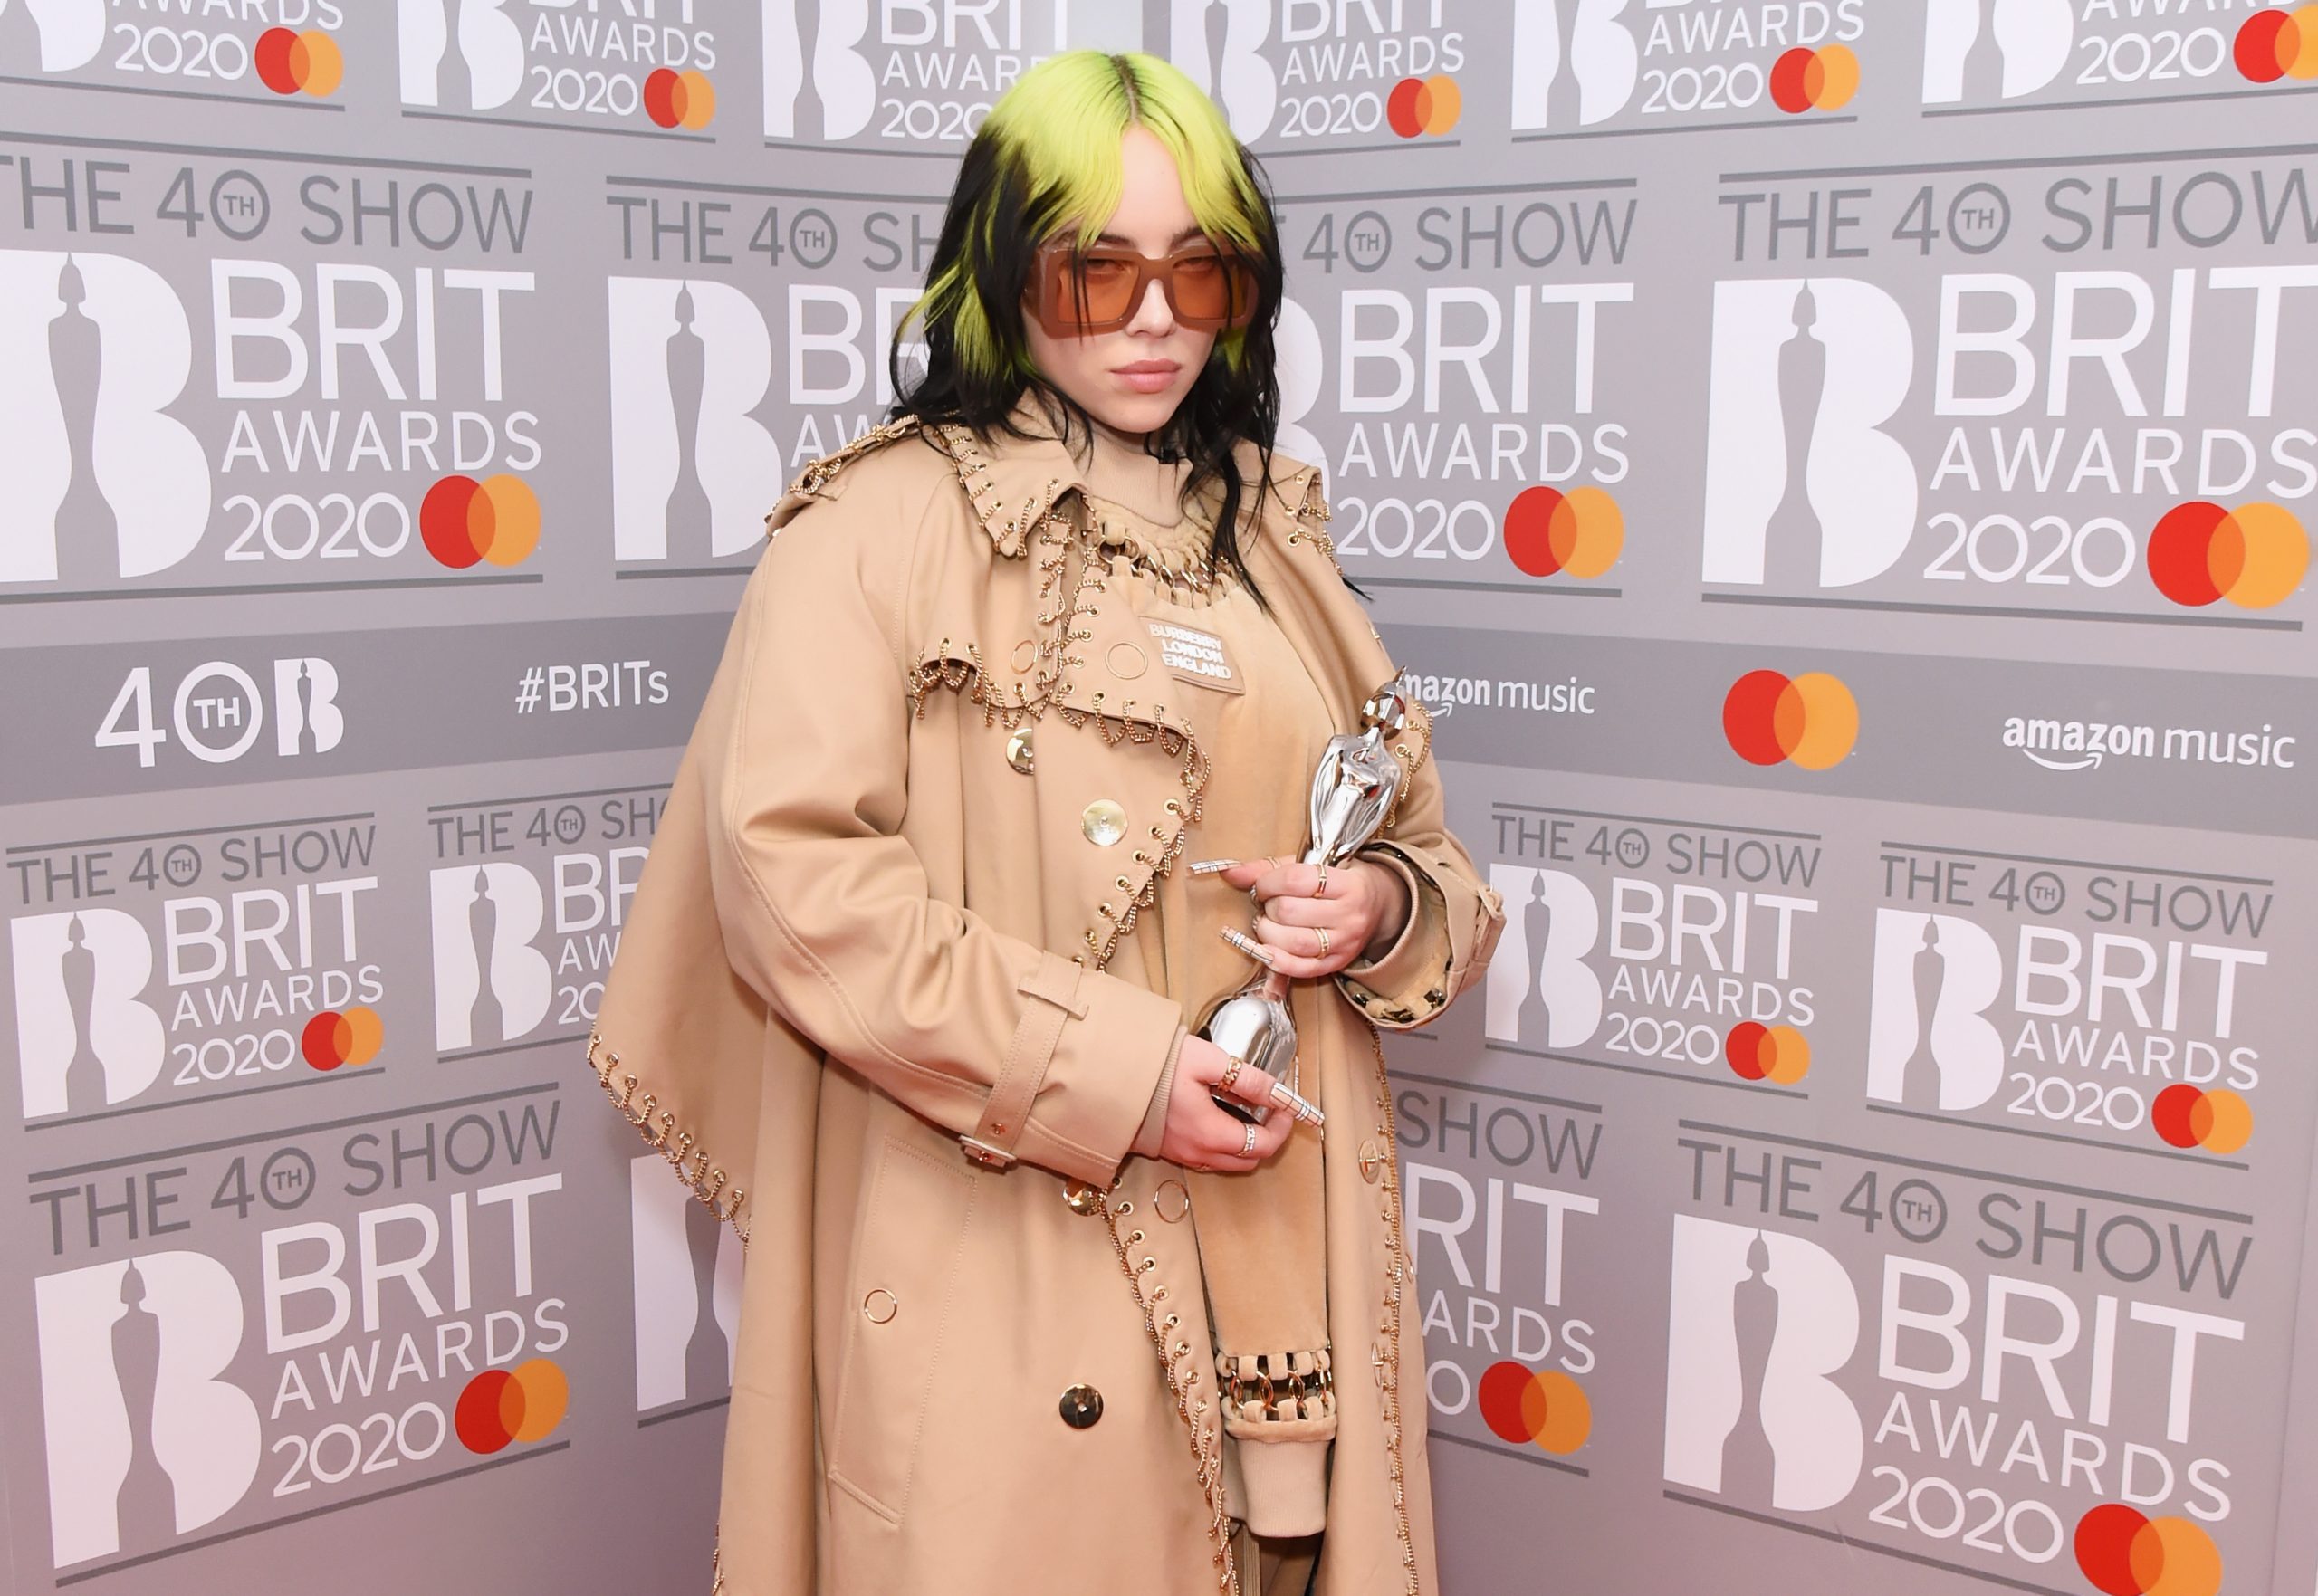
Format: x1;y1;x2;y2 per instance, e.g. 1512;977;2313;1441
1333;701;1506;1029
698;464;1186;1189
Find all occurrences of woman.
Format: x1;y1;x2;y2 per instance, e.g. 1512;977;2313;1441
588;49;1504;1596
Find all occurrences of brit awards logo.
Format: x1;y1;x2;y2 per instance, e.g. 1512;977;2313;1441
34;1254;263;1567
0;0;344;100
630;1157;740;1412
1512;0;1865;133
1171;0;1465;148
10;909;165;1120
427;864;552;1053
397;0;719;131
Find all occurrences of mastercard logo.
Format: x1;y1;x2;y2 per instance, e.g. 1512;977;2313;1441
1385;74;1461;137
1769;43;1859;112
1504;485;1623;579
1477;1361;1591;1455
2236;5;2318;81
455;1358;570;1455
301;1007;382;1071
2147;500;2308;610
254;28;342;97
1722;670;1858;770
2076;1503;2222;1596
2152;1085;2252;1156
645;68;716;129
421;474;541;569
1725;1021;1810;1085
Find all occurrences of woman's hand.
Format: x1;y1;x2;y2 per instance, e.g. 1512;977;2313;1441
1158;1034;1295;1172
1211;855;1410;980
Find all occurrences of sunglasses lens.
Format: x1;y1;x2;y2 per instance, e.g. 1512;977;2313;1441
1173;254;1260;327
1075;256;1140;323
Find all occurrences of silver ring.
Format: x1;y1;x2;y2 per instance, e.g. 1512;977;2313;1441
1313;865;1329;897
1240;1121;1259;1156
1315;925;1331;958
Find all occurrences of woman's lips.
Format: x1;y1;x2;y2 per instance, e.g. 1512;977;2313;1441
1114;360;1181;394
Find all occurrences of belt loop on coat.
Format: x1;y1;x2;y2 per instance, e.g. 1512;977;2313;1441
959;951;1090;1170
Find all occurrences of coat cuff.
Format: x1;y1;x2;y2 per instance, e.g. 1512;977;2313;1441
1334;841;1501;1029
1002;964;1187;1188
1131;1024;1189;1161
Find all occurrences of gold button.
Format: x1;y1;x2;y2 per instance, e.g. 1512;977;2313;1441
1064;1180;1103;1216
1358;1142;1382;1183
1154;1179;1191;1223
1007;728;1035;774
1106;641;1147;678
1081;799;1126;846
862;1288;897;1324
1058;1382;1104;1429
1011;637;1037;674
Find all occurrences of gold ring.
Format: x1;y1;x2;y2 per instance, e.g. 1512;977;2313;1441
1313;865;1328;897
1240;1122;1259;1156
1218;1055;1244;1093
1315;926;1330;958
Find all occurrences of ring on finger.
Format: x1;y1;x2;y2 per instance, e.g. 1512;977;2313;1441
1240;1121;1258;1156
1313;864;1328;898
1218;1055;1244;1094
1315;925;1331;958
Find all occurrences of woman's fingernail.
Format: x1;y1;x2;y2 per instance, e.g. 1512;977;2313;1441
1269;1081;1326;1129
1190;858;1240;874
1220;925;1278;967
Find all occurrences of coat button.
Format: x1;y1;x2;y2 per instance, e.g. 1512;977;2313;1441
1007;728;1036;774
1081;799;1126;846
1064;1180;1103;1215
862;1288;897;1324
1058;1383;1104;1429
1358;1141;1382;1183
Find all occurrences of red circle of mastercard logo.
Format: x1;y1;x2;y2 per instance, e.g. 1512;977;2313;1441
1725;1021;1811;1085
2236;6;2318;81
300;1008;382;1071
2151;1085;2252;1155
254;29;342;97
2147;500;2308;609
2075;1503;2223;1596
1385;74;1461;137
1723;670;1858;770
1504;486;1623;578
1770;43;1859;112
645;68;717;129
1477;1361;1591;1454
455;1359;570;1454
421;474;541;569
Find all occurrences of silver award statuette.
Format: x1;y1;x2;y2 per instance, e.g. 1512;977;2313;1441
1200;685;1414;1129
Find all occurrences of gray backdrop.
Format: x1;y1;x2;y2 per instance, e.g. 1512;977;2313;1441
3;1;2313;1592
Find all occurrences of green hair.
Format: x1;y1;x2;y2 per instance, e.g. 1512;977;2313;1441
903;49;1272;383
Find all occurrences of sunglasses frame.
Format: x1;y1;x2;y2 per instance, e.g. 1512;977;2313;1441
1022;234;1261;338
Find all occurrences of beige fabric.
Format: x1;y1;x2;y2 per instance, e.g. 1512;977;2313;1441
583;394;1507;1596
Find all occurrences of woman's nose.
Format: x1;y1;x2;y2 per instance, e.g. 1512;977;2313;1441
1127;275;1175;334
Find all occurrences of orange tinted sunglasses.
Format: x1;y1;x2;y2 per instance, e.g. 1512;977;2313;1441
1024;235;1261;337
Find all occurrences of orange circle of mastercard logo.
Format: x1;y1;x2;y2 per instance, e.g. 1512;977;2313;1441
455;1358;570;1455
1477;1361;1591;1454
1725;1021;1811;1085
1386;74;1461;137
420;474;541;569
1770;43;1860;112
2152;1085;2252;1156
1504;485;1623;578
2236;6;2318;81
300;1007;382;1071
255;28;343;97
1722;670;1858;770
2147;500;2308;609
2076;1503;2223;1596
645;68;717;129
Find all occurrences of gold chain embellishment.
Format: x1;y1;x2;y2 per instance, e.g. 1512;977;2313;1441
772;414;924;516
1216;1348;1337;1424
585;1029;751;1244
1367;1023;1422;1592
1282;470;1344;575
1095;1189;1239;1593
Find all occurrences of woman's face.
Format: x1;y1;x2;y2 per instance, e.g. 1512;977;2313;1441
1023;124;1220;438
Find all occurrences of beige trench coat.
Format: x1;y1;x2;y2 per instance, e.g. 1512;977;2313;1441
585;409;1506;1596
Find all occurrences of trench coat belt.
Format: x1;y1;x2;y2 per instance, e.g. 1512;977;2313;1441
960;951;1094;1171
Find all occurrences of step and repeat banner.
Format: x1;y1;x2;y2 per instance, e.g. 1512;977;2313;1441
1;1;2313;1593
